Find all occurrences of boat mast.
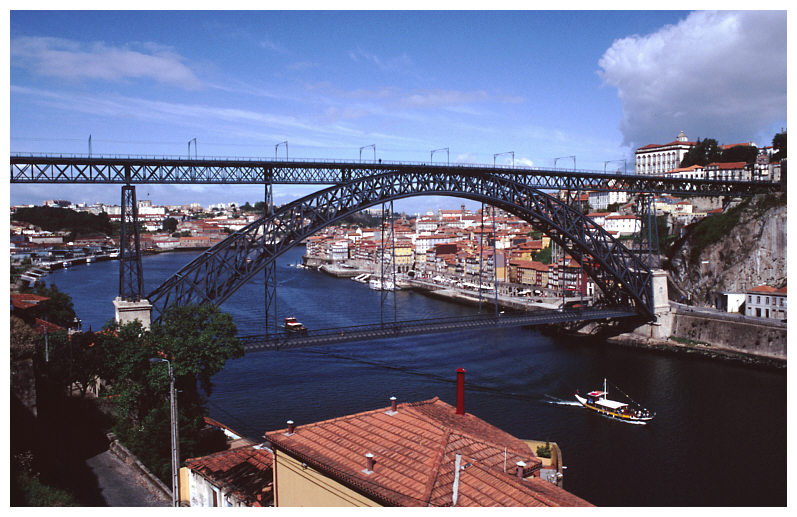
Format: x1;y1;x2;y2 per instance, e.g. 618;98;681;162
603;378;607;400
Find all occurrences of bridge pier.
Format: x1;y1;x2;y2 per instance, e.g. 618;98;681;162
632;269;673;340
113;296;153;330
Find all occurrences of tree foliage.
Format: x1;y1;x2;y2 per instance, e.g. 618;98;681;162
719;145;758;165
680;138;722;168
10;316;39;361
772;131;787;161
29;283;77;328
96;304;242;483
12;206;113;237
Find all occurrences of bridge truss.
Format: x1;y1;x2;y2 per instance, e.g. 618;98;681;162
10;154;776;196
145;170;659;322
11;154;780;341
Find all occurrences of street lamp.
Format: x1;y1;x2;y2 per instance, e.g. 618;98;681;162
275;141;288;160
149;357;179;507
431;147;449;166
603;159;627;174
494;151;514;168
554;155;576;171
360;144;376;162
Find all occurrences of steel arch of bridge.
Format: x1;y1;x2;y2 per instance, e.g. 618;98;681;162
147;169;656;322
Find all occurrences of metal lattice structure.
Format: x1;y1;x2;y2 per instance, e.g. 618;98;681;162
10;154;779;197
146;170;659;322
119;185;144;300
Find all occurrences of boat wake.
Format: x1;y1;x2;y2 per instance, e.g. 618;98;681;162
543;395;581;406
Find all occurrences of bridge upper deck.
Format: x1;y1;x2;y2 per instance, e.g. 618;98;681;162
10;153;779;196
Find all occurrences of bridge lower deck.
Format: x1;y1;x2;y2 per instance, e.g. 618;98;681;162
239;307;640;353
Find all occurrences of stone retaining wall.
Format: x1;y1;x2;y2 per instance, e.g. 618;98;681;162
669;311;786;359
106;432;173;502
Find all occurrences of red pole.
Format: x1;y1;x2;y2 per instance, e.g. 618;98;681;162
456;368;466;415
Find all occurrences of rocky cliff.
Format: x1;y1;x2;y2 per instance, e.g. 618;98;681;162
667;193;787;306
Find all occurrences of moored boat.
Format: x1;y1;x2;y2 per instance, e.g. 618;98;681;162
575;378;654;423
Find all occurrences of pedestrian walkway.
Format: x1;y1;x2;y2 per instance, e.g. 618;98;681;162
85;450;171;507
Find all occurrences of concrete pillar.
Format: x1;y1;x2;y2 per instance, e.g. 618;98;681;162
113;296;153;330
633;269;673;341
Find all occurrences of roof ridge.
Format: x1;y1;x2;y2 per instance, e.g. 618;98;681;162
421;427;451;505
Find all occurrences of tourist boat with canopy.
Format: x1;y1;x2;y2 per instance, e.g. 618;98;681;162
575;378;655;423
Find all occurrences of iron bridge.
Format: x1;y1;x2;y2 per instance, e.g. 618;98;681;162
10;153;778;196
239;307;640;353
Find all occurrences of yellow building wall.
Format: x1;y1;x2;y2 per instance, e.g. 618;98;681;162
179;466;191;504
274;450;382;507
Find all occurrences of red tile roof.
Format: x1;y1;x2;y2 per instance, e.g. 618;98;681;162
748;285;787;295
185;446;274;506
265;397;591;507
10;293;50;310
33;318;65;334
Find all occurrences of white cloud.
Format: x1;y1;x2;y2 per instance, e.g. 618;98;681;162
598;11;786;149
11;36;203;89
348;48;413;71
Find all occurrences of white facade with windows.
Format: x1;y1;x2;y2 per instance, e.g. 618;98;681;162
745;286;787;321
635;131;696;176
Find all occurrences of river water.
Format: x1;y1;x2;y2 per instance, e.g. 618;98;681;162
45;247;787;506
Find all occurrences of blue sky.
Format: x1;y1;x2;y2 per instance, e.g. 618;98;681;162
8;10;787;213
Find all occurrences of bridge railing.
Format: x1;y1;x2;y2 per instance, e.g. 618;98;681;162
9;151;632;176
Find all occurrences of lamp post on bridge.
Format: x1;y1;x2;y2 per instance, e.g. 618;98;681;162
494;151;514;168
431;147;449;166
554;155;576;171
360;144;376;163
149;357;179;507
603;159;627;174
275;141;288;160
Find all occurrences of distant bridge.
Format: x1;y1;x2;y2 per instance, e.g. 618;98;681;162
238;307;640;353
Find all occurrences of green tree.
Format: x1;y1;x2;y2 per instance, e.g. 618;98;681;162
720;145;758;165
10;316;39;361
680;138;721;167
30;283;77;328
100;304;242;483
533;245;552;264
772;131;786;162
162;217;179;233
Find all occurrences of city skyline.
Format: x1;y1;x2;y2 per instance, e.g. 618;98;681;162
8;10;787;212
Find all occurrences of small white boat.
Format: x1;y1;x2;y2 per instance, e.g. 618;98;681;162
369;278;396;291
575;378;654;424
283;316;308;334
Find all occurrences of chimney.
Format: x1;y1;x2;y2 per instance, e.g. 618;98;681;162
516;461;526;479
286;420;295;435
390;396;397;413
363;452;375;474
456;368;466;415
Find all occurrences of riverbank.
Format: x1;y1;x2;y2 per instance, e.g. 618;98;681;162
563;330;787;369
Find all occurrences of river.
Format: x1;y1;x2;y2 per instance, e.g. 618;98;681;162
44;247;787;506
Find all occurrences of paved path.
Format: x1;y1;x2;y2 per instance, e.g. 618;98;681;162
85;450;171;507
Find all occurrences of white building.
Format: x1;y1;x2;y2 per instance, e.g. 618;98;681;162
745;285;787;321
602;214;640;235
635;131;696;176
587;189;628;210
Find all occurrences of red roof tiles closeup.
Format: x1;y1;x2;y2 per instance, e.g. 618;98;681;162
184;446;274;506
265;397;591;507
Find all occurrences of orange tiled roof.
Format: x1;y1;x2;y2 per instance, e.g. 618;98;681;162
265;397;591;507
33;318;65;334
11;293;50;310
185;446;274;506
748;285;787;295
